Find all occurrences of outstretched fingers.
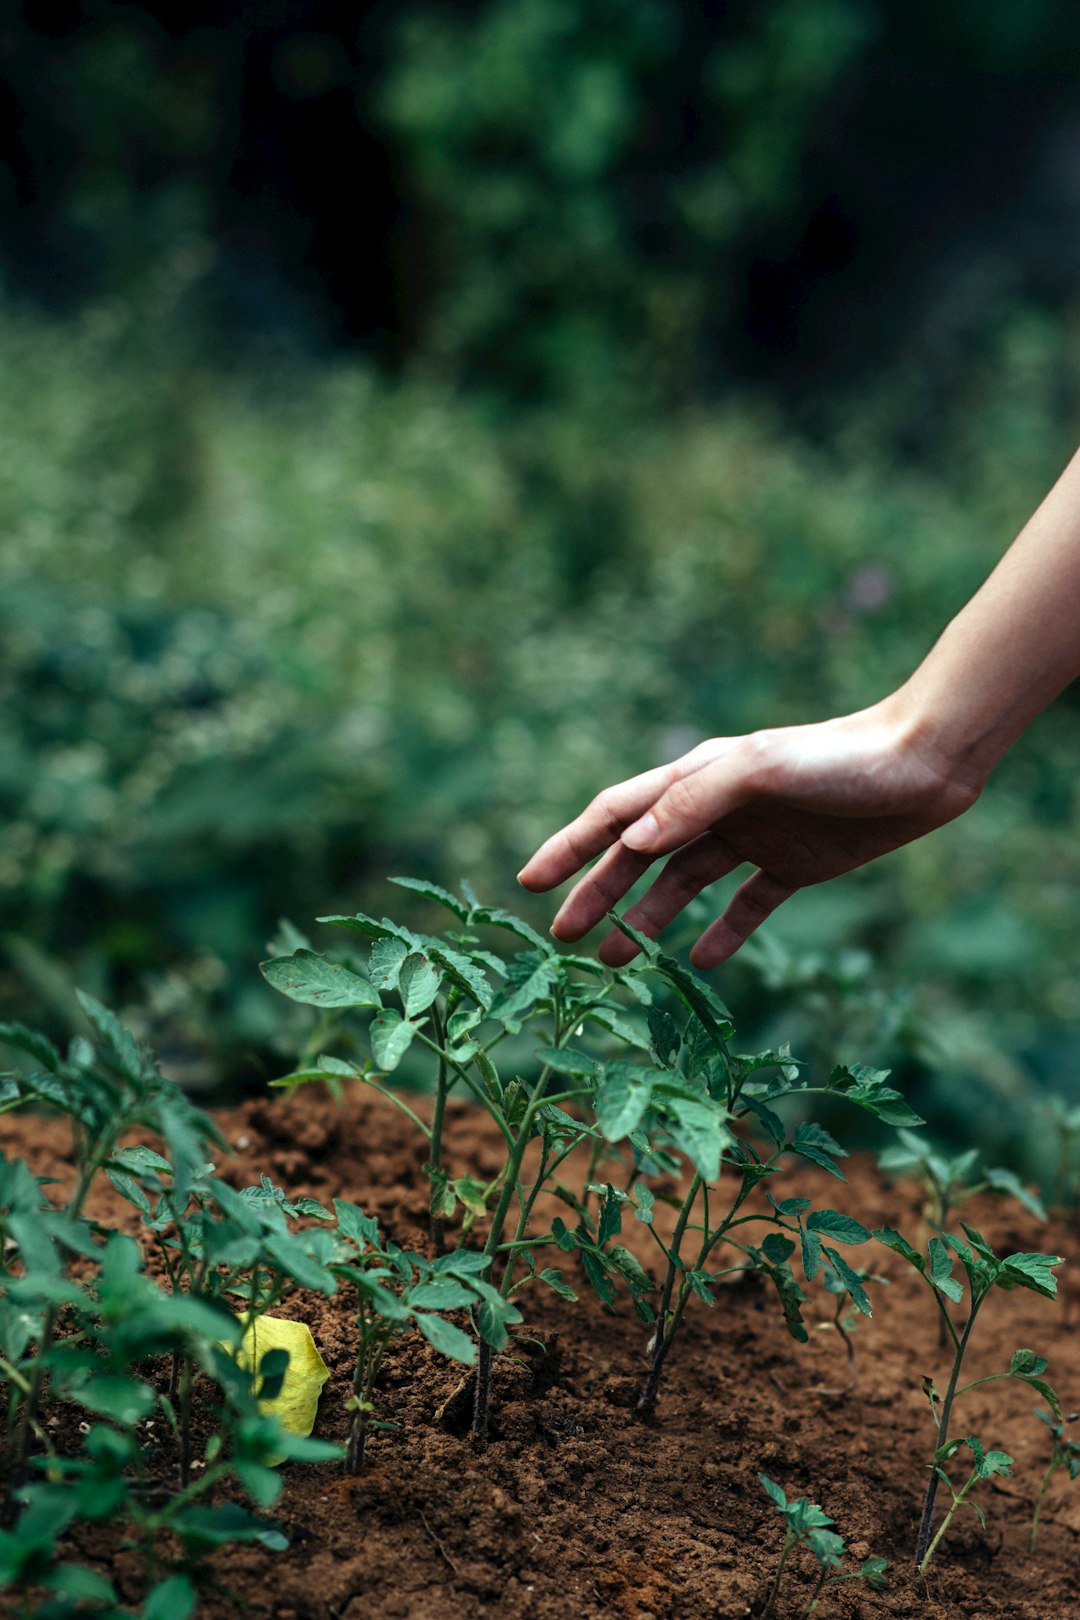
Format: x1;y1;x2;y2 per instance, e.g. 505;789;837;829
688;870;795;969
620;743;764;858
517;762;679;892
549;841;654;941
594;833;742;965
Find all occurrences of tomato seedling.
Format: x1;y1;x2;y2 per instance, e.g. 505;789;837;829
757;1473;887;1617
874;1222;1063;1570
1029;1405;1080;1551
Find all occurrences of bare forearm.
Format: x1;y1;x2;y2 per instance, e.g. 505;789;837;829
896;446;1080;788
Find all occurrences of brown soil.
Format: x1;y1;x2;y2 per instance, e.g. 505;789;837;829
4;1088;1080;1620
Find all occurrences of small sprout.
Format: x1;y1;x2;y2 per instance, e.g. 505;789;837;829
1029;1407;1080;1551
757;1474;887;1617
877;1222;1064;1569
919;1437;1013;1575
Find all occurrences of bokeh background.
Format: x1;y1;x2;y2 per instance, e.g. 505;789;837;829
3;0;1080;1173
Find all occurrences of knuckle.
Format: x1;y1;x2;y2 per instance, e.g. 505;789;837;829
739;731;777;791
588;792;623;840
657;776;699;828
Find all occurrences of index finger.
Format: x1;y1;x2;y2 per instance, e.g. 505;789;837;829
517;761;677;892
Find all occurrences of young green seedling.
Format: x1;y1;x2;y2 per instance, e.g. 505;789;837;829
329;1198;504;1470
919;1436;1013;1574
1029;1406;1080;1551
874;1221;1063;1570
879;1128;1046;1233
0;992;227;1499
757;1474;887;1617
1046;1095;1080;1213
604;915;919;1412
264;882;670;1440
879;1129;1047;1349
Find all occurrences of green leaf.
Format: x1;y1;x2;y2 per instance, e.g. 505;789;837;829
822;1248;872;1317
260;950;380;1010
172;1504;288;1552
398;953;442;1017
647;1006;680;1067
741;1096;785;1146
789;1122;847;1180
370;1010;420;1072
606;914;661;962
760;1258;808;1343
317;912;415;944
75;991;144;1081
389;876;470;922
368;937;410;992
597;1185;622;1246
109;1144;173;1175
660;1091;732;1182
73;1375;157;1425
580;1248;617;1309
758;1473;787;1510
0;1022;62;1073
799;1224;822;1282
605;1244;653;1301
536;1046;601;1079
537;1268;578;1303
807;1527;845;1568
928;1237;963;1303
451;1175;489;1216
999;1252;1063;1300
762;1233;796;1266
826;1064;924;1127
416;1313;478;1365
470;905;551;950
595;1064;655;1140
1010;1348;1048;1377
985;1166;1047;1222
805;1210;870;1245
106;1168;152;1214
474;1286;523;1350
487;952;559;1027
633;1184;655;1225
143;1573;198;1620
1021;1376;1063;1423
874;1224;926;1276
860;1556;889;1591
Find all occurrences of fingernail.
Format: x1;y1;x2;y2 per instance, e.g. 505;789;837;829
621;813;658;852
516;869;527;884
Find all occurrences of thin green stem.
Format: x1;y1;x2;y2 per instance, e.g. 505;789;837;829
761;1533;795;1618
638;1174;702;1412
919;1468;978;1575
915;1300;982;1567
1029;1458;1058;1552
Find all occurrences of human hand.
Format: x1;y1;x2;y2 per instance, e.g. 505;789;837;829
517;697;982;968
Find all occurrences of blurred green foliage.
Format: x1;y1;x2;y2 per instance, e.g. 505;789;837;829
2;273;1079;1178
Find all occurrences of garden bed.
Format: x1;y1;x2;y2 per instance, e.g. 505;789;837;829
5;1085;1078;1620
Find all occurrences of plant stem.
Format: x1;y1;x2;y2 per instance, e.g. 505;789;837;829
1029;1458;1058;1552
761;1533;795;1618
919;1468;978;1575
638;1174;701;1413
914;1304;981;1568
428;1007;448;1253
470;1078;553;1442
804;1565;829;1616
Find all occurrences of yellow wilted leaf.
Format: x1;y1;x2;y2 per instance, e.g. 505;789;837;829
225;1315;330;1466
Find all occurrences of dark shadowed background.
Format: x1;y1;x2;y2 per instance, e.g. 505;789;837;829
3;0;1080;1173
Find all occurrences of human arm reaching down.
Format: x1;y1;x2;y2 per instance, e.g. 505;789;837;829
518;446;1080;968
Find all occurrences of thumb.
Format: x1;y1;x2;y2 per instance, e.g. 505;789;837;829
620;743;762;855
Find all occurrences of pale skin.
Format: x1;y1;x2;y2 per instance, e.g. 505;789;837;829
518;445;1080;969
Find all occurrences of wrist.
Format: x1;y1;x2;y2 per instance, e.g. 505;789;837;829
872;682;995;805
